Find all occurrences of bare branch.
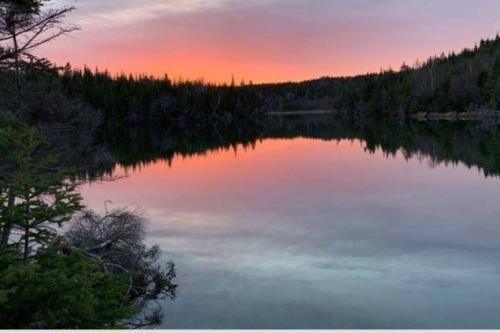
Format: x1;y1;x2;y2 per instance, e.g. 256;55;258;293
22;25;78;51
0;7;75;42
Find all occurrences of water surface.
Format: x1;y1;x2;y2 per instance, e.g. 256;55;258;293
81;119;500;329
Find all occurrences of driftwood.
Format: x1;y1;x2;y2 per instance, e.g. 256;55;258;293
60;208;177;328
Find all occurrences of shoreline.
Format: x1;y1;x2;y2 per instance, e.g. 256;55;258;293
265;110;335;116
411;111;500;121
266;109;500;122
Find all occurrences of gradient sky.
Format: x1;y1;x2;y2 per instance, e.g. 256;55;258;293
38;0;500;83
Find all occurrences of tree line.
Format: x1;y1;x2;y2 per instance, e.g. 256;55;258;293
59;67;265;129
259;36;500;116
0;0;264;139
3;0;500;132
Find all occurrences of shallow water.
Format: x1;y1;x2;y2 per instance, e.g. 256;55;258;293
81;132;500;329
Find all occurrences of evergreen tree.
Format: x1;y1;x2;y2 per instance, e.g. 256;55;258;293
0;114;82;258
0;247;135;329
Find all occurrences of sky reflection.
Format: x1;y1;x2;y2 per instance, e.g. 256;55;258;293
81;138;500;328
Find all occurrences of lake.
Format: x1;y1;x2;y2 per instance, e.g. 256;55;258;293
80;116;500;329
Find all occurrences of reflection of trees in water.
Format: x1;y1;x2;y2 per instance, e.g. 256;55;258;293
79;115;500;179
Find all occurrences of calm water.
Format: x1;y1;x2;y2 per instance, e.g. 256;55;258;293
81;120;500;329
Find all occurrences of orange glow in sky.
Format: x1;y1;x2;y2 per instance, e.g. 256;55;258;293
39;0;500;84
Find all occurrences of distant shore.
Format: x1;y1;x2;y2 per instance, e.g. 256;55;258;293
411;110;500;121
266;109;500;122
265;110;335;116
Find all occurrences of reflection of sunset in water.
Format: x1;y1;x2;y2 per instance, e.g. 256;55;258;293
80;137;500;328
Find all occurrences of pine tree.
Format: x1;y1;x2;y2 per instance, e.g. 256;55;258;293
0;114;82;258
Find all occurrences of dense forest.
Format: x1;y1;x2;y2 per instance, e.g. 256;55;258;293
259;36;500;115
2;3;500;136
4;35;500;138
6;35;500;130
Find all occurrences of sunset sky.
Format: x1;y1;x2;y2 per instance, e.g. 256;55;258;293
39;0;500;83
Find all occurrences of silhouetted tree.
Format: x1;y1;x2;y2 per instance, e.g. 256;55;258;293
0;0;77;89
